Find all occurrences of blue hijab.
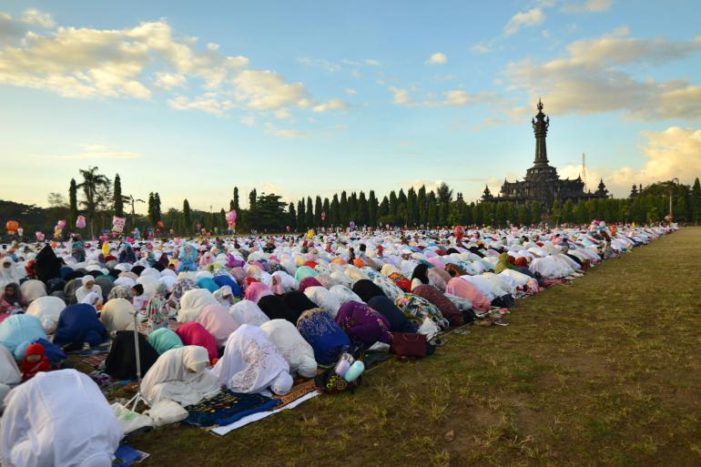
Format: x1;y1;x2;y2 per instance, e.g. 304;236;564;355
54;304;108;347
296;308;350;366
213;275;242;297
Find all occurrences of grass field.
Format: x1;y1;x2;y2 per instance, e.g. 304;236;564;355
131;227;701;466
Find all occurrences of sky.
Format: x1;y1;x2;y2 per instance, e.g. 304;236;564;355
1;0;700;213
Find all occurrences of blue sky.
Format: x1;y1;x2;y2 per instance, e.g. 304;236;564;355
1;0;700;212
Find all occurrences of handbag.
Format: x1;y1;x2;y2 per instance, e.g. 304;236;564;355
390;332;427;358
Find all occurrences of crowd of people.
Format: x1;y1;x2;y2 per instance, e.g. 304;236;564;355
0;221;676;466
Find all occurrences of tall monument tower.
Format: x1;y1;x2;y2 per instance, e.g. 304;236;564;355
532;98;550;167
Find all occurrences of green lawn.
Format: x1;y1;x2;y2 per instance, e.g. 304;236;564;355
131;227;701;466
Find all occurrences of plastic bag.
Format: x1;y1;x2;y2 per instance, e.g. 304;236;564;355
111;402;154;434
144;399;188;427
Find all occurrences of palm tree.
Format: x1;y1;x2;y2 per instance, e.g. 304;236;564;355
77;166;110;238
123;194;145;227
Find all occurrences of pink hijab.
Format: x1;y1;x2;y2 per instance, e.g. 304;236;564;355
244;282;273;303
298;277;322;294
445;277;491;312
196;304;240;346
175;322;219;363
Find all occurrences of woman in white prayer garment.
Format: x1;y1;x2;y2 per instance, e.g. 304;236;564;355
212;324;293;395
0;369;122;467
260;319;317;378
140;345;221;406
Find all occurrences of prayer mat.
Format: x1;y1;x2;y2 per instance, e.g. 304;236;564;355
272;379;317;409
113;444;150;466
184;390;280;428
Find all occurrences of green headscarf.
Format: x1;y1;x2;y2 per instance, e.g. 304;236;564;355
147;328;183;354
494;252;513;274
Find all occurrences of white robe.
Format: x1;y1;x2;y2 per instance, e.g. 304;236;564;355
260;319;317;378
0;369;123;467
304;286;342;317
228;300;270;327
100;298;136;333
212;324;292;395
140;346;221;407
75;284;103;305
178;289;218;323
19;280;47;306
25;296;66;334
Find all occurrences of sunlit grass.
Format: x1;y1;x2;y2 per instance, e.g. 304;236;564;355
129;227;701;465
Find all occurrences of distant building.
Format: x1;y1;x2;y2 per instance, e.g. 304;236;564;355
497;100;608;206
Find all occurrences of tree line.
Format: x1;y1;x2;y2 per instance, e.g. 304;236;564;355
2;166;700;240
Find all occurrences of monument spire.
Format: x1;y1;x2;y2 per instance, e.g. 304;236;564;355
532;98;550;166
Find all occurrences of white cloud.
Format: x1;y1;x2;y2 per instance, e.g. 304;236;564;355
154;72;186;90
312;98;348;113
504;8;545;36
240;115;255;127
505;28;701;120
344;88;357;95
471;41;494;54
388;86;494;108
21;9;55;28
297;56;341;72
557;127;701;197
426;52;448;65
54;143;143;160
365;59;381;66
233;69;310;111
389;87;412;105
563;0;613;13
168;95;232;115
265;124;306;139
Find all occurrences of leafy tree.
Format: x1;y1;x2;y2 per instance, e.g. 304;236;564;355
436;182;453;225
288;202;297;230
182;199;192;234
314;196;323;226
407;187;418;226
233;187;240;211
77;166;110;237
297;200;305;229
691;177;701;223
330;194;340;226
340;191;349;226
305;197;314;228
389;191;398;217
322;198;330;226
368;190;378;227
417;185;427;225
113;174;124;217
249;189;257;212
358;191;369;226
69;178;78;228
48;193;67;208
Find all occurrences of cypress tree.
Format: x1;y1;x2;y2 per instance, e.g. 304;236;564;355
182;199;192;234
305;197;314;227
297;200;305;228
417;185;427;225
368;191;378;227
69;178;78;227
113;174;124;217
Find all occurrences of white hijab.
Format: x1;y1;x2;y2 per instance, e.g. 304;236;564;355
19;280;46;306
228;300;270;327
178;289;218;323
0;369;123;467
25;296;66;334
212;324;292;395
100;298;136;333
0;344;21;385
304;286;341;318
260;319;317;378
140;346;220;407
